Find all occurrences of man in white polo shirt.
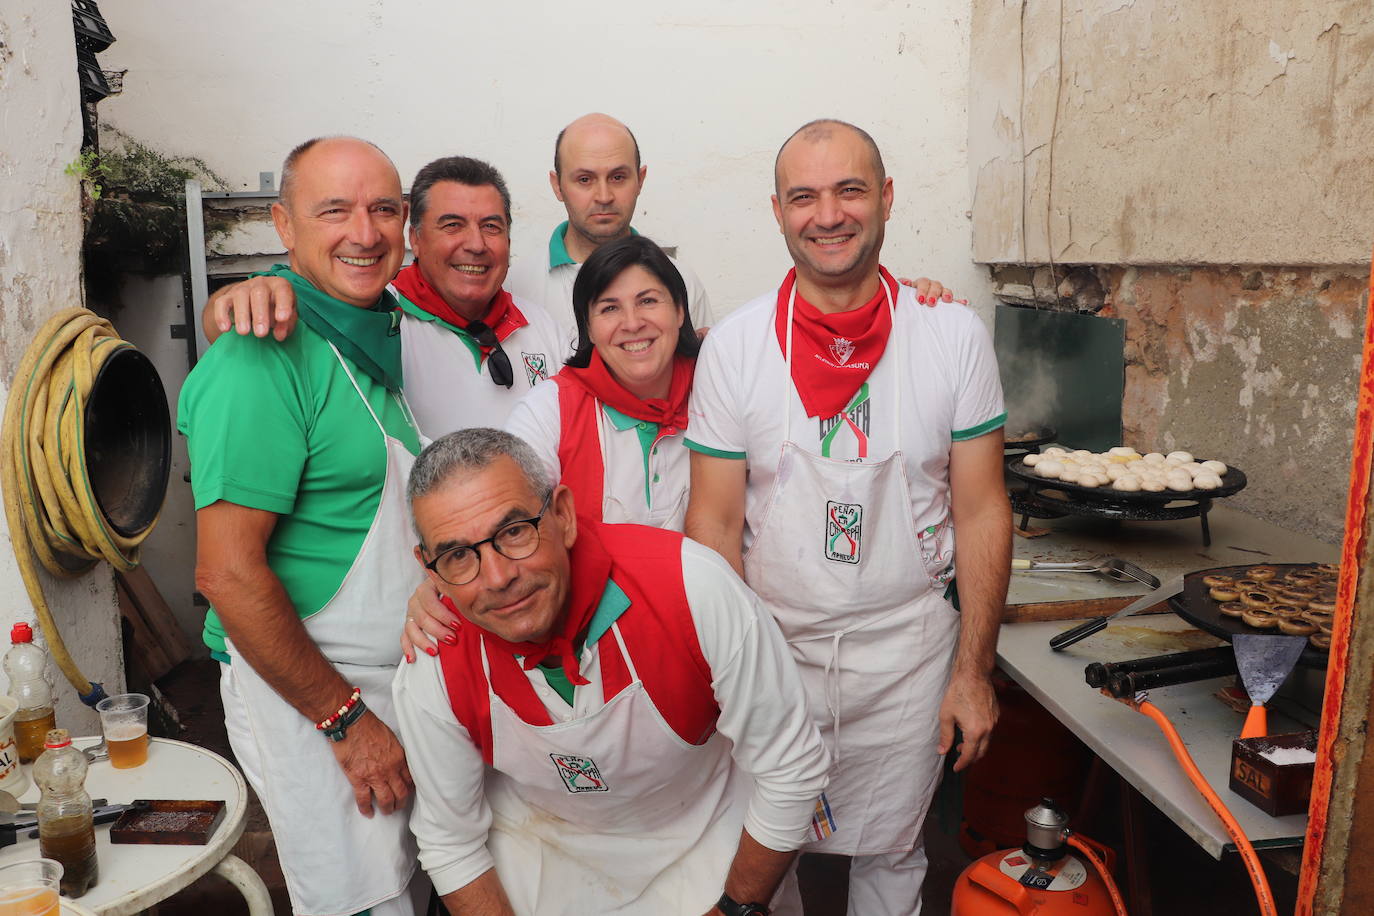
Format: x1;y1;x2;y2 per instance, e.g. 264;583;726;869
505;112;713;347
685;119;1010;915
203;156;566;436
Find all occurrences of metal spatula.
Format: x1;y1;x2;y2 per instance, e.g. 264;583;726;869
1233;634;1308;739
1012;556;1160;589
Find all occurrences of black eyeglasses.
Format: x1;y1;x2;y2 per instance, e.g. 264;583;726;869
423;494;552;585
465;319;514;388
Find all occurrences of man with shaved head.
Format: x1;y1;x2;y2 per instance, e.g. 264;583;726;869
505;112;714;346
181;137;426;914
686;119;1011;914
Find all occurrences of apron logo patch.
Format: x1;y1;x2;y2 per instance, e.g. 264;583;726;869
825;501;863;564
550;753;609;793
522;352;549;386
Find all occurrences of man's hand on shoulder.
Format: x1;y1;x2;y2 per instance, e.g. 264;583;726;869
937;669;998;773
329;710;413;817
204;275;299;343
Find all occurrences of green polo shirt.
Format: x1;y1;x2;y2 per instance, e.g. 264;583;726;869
177;323;421;660
532;580;633;705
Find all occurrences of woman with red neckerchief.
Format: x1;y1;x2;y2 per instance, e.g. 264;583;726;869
504;235;698;530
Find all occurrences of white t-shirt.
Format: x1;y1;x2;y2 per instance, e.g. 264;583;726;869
396;291;569;437
392;538;830;897
505;222;714;352
685;284;1006;549
504;380;691;529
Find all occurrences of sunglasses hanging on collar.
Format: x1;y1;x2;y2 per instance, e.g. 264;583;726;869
464;319;515;388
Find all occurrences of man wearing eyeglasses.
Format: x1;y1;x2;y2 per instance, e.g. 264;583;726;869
393;428;830;916
202;156;566;436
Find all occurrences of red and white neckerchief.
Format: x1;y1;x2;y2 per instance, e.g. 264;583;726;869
774;267;898;420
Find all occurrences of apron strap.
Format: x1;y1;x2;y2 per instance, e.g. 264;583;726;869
607;621;641;684
328;341;388;437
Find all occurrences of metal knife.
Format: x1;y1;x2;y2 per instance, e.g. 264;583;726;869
1049;575;1187;652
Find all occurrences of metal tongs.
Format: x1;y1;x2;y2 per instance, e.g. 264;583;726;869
0;797;130;847
1012;555;1160;589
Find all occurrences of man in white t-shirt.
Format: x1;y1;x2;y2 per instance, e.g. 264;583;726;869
203;156;566;437
684;119;1011;916
504;112;713;347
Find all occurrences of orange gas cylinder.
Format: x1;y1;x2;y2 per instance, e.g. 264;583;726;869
951;800;1125;916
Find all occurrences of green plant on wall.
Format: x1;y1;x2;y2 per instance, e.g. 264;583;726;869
65;150;109;200
82;125;232;279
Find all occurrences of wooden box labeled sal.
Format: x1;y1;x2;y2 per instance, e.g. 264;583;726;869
1229;731;1318;817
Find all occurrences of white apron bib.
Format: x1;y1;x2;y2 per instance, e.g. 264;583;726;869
480;623;742;914
743;277;959;856
593;402;689;530
222;344;427;915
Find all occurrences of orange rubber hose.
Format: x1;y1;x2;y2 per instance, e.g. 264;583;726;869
1134;698;1278;916
1066;833;1128;916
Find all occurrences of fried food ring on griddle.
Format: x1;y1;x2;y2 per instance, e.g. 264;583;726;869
1218;601;1248;618
1209;587;1240;602
1241;590;1276;609
1241;608;1280;629
1310;633;1332;650
1202;574;1236;588
1270;603;1302;619
1279;617;1318;636
1234;578;1263;591
1308;598;1337;614
1276;586;1316;603
1247;566;1278;581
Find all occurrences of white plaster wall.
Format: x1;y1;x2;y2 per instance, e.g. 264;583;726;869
0;2;126;735
970;0;1374;266
97;0;994;322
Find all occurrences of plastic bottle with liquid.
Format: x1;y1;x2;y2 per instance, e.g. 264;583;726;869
3;623;55;763
34;728;98;897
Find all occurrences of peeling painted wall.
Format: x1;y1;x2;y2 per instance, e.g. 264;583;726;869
973;1;1370;543
0;2;125;733
96;0;994;321
1107;266;1364;539
970;0;1374;266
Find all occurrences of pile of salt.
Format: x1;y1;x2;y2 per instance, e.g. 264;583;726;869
1258;745;1316;766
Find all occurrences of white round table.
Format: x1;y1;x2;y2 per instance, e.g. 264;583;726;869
0;737;271;916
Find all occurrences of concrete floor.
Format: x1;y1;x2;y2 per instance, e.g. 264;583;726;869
148;659;1300;915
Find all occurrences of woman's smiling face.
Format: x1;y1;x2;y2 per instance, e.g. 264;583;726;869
586;264;684;400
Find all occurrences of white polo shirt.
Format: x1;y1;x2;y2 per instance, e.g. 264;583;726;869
685;284;1006;549
505;222;714;351
396;291;568;437
504;379;691;529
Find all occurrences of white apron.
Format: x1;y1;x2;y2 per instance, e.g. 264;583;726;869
480;622;743;914
593;402;689;530
743;277;960;856
221;344;427;916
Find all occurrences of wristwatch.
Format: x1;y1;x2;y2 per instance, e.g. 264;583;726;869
716;892;769;916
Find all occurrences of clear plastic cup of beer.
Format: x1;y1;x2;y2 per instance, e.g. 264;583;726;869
96;693;150;769
0;858;62;916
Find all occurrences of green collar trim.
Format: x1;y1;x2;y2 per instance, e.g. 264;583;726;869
602;405;658;507
395;293;482;371
534;579;633;705
547;221;640;269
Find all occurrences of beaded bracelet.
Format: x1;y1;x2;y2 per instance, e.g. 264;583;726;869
315;687;361;731
322;697;368;742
